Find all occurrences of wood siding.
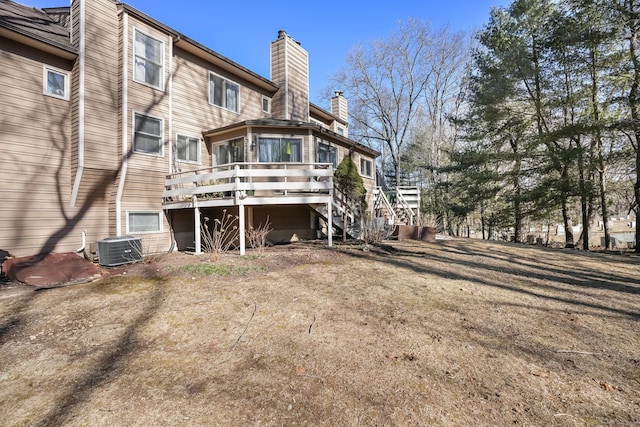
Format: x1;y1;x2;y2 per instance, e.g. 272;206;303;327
270;32;309;122
0;37;79;256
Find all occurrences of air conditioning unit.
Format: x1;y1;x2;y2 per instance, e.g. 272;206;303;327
96;236;142;266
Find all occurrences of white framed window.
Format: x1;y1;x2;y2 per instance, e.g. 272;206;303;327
336;126;345;136
134;28;164;90
209;72;239;112
127;211;163;233
217;137;244;165
258;137;302;162
360;158;373;177
262;96;271;113
133;112;163;156
43;66;69;100
317;141;337;167
176;134;200;163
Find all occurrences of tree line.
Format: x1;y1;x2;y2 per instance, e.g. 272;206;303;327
329;0;640;253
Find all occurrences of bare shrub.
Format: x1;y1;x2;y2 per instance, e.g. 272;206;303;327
362;217;396;244
201;210;239;261
246;216;273;255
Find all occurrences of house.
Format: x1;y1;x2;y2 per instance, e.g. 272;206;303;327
0;0;383;259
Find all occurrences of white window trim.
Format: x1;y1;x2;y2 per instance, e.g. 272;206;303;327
175;133;201;164
43;65;70;100
133;27;165;91
208;71;240;113
132;111;164;157
360;157;373;178
126;210;163;234
262;95;271;114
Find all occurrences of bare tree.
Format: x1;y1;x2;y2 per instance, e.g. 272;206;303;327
330;19;470;188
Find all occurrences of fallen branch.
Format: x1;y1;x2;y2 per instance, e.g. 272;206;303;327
556;350;600;355
230;301;257;352
309;315;316;334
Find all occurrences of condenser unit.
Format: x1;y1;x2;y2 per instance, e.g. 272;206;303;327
96;236;142;266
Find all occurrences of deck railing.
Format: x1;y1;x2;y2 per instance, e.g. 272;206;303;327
163;162;334;206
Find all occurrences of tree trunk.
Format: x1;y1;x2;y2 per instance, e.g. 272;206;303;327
624;0;640;253
562;199;575;248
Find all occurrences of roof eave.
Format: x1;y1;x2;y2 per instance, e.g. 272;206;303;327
309;102;347;126
203;120;380;158
0;25;77;60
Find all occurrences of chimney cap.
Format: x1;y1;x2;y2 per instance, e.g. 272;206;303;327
334;91;344;97
278;30;287;39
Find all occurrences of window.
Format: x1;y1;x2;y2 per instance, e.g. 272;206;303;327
217;138;245;165
134;113;163;155
43;66;69;100
176;134;199;163
317;141;337;167
336;126;345;136
262;96;271;113
127;211;162;233
360;158;373;177
209;72;239;112
258;138;302;162
134;29;163;89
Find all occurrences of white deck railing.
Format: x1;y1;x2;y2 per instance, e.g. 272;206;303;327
163;162;334;206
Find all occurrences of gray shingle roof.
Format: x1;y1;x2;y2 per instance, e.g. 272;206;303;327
0;0;74;53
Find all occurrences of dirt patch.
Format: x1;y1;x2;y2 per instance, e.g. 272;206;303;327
1;239;639;426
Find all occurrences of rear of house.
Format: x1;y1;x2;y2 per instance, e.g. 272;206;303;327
0;0;380;259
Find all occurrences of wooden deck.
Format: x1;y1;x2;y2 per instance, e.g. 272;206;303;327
163;162;334;209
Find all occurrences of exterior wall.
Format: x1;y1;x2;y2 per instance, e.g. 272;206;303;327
172;47;272;169
76;0;120;247
0;37;81;256
252;205;315;242
270;31;309;122
118;13;173;251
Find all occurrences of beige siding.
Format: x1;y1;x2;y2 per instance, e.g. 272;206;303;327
118;15;171;243
0;38;92;256
83;0;120;172
270;33;309;122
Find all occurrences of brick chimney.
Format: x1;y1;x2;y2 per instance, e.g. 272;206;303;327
270;30;309;122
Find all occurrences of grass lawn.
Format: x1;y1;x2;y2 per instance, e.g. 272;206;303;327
1;238;639;426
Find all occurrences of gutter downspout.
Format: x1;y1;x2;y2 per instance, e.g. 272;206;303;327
76;229;86;253
167;36;174;251
115;11;129;236
70;0;85;207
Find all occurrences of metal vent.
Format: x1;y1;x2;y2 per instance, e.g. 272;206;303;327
96;236;142;266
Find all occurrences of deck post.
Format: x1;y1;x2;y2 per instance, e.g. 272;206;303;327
239;203;246;256
193;196;201;254
327;198;333;247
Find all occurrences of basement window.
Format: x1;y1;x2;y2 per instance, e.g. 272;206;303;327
127;211;163;233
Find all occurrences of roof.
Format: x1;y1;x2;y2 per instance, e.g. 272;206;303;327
203;118;380;158
0;0;75;56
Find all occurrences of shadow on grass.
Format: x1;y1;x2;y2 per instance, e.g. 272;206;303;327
340;240;640;320
35;277;167;427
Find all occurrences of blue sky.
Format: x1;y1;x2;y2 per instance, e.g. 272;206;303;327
24;0;511;104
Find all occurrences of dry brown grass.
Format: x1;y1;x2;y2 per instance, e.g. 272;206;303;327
1;238;639;426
